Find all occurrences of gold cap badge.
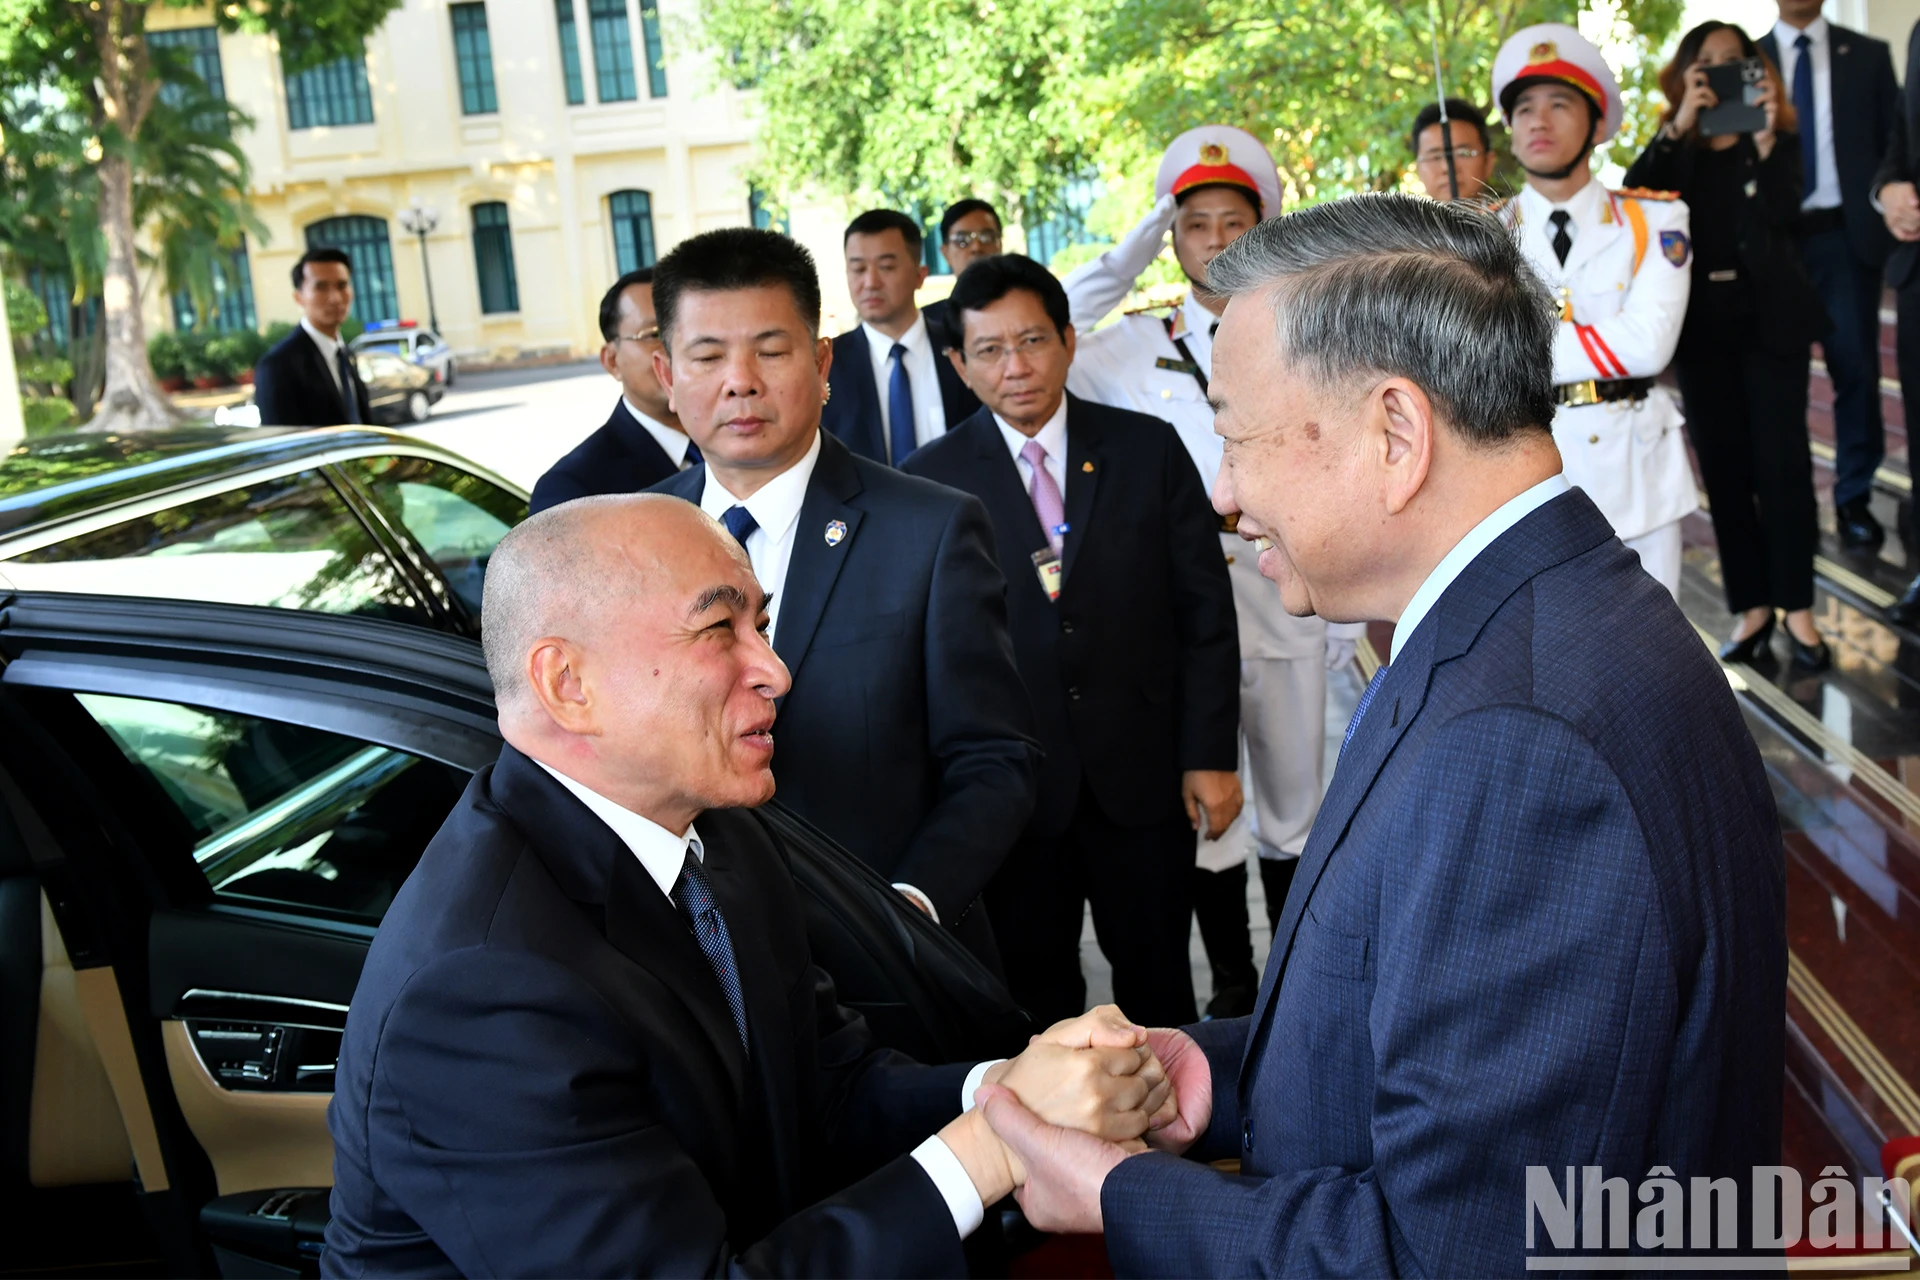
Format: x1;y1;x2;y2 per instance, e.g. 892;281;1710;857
1198;142;1230;166
1527;40;1558;64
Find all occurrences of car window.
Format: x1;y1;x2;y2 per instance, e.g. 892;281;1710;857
0;469;430;623
75;692;467;923
343;456;526;619
358;353;406;379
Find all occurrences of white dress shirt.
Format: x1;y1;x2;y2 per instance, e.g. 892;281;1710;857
302;318;349;406
994;397;1070;500
1773;17;1843;211
624;397;697;471
862;313;947;456
1391;474;1572;661
697;429;823;645
528;757;993;1239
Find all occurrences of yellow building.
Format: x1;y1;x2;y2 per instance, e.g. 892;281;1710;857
143;0;814;361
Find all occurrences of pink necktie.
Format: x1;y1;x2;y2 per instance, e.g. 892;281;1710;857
1021;439;1066;558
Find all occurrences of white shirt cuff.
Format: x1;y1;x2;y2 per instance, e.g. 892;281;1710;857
961;1059;1004;1111
909;1135;986;1238
891;883;938;924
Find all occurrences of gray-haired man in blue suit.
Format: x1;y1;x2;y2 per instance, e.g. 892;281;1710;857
977;194;1787;1274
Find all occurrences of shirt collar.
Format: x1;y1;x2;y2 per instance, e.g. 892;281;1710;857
1521;173;1602;222
1390;473;1571;661
622;397;693;468
700;427;823;543
301;318;341;359
862;311;929;358
993;396;1069;465
1776;16;1826;49
529;758;701;900
1180;291;1223;345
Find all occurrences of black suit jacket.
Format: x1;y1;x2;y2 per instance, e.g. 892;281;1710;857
1873;20;1920;287
1760;23;1898;266
1623;131;1831;355
902;396;1239;835
822;322;980;464
531;398;682;514
324;745;971;1277
253;326;372;427
654;432;1039;921
921;297;955;352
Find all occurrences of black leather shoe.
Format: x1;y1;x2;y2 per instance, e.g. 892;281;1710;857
1836;496;1886;551
1719;614;1775;664
1889;576;1920;627
1789;634;1832;671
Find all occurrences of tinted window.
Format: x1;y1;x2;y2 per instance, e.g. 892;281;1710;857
76;692;467;922
344;456;525;618
0;469;428;622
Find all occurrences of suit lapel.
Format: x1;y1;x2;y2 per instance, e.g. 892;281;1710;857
609;399;675;477
1060;396;1101;582
966;412;1049;550
771;433;863;683
296;328;354;422
835;327;887;462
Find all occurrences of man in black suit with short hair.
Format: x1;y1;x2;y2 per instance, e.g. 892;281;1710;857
922;199;1005;353
253;248;373;427
822;209;979;466
530;269;701;513
647;227;1039;966
903;254;1241;1029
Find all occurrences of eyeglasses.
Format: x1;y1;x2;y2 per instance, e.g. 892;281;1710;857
1416;147;1485;166
614;327;661;344
966;331;1058;366
946;229;1002;251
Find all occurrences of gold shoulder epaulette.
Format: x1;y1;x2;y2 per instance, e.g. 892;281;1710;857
1121;301;1177;317
1613;186;1681;201
1485;197;1510;214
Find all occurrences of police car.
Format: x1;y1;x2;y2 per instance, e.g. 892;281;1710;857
350;319;456;387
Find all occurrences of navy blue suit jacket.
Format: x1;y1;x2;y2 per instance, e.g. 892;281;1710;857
822;323;980;464
253;327;371;427
1760;23;1898;267
1101;490;1787;1275
902;397;1239;834
530;398;681;514
654;431;1039;922
324;745;972;1277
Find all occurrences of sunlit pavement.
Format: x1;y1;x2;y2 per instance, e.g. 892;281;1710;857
405;359;611;491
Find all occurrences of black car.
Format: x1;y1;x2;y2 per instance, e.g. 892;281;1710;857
353;349;443;425
0;428;1027;1278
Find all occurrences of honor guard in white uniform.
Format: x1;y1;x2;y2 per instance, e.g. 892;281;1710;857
1063;125;1365;1015
1493;24;1698;597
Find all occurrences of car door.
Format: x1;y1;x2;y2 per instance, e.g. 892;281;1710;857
351;354;408;423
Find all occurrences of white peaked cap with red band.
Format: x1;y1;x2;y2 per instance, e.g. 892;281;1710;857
1153;125;1283;219
1492;22;1624;145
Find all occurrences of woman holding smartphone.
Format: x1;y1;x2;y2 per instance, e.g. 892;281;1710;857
1625;20;1832;669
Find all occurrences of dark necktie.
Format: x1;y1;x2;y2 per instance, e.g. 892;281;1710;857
1548;210;1574;266
887;342;915;466
334;348;361;424
683;439;703;469
1793;33;1817;199
1341;665;1388;757
719;504;758;547
670;846;748;1049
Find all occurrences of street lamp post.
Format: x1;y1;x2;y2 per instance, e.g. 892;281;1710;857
398;200;442;333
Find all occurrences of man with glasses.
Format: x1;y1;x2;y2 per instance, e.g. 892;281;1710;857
1410;98;1499;201
531;269;698;513
905;252;1240;1030
923;199;1004;351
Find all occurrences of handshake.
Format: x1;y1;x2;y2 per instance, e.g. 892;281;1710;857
933;1005;1211;1234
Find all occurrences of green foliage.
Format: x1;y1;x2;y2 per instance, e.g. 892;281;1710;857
4;278;47;340
175;331;216;380
21;396;75;437
265;320;299;347
205;334;257;377
148;330;186;379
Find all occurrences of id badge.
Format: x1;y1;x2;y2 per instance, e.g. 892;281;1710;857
1030;548;1063;602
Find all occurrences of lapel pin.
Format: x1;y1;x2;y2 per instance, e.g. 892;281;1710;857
1839;44;1849;54
1081;460;1094;472
824;519;847;547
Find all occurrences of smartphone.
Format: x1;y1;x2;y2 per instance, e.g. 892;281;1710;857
1698;58;1769;137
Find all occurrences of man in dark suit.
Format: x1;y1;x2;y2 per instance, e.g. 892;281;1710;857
531;269;701;513
1870;21;1920;623
922;199;1005;351
902;254;1241;1030
323;494;1172;1276
978;196;1786;1272
1761;3;1899;551
821;210;979;465
646;227;1038;965
253;248;373;427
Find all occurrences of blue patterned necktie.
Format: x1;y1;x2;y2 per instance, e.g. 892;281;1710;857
719;504;758;547
1341;665;1388;757
334;348;361;424
1793;33;1817;199
671;845;748;1050
887;342;916;466
683;439;703;469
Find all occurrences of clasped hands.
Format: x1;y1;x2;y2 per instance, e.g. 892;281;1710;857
936;1005;1210;1234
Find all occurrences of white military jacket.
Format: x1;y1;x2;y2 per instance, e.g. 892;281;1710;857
1501;179;1698;541
1064;265;1330;661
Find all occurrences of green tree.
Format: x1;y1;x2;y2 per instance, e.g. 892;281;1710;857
0;0;400;433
